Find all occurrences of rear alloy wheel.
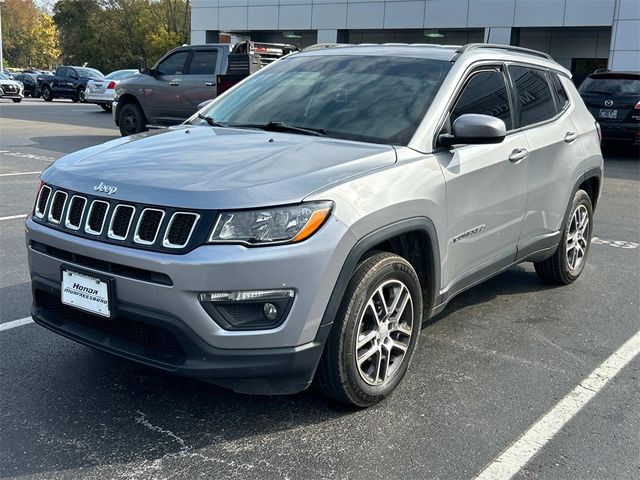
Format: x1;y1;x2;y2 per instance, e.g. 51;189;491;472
534;189;593;284
314;252;422;407
42;85;53;102
118;102;147;136
73;87;85;103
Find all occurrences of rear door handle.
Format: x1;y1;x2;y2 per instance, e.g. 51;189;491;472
204;82;215;86
169;80;181;86
564;131;578;143
509;148;529;163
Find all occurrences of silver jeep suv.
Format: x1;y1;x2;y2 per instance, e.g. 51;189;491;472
26;44;603;407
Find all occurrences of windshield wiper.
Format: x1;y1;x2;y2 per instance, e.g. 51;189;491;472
197;113;226;127
230;121;326;137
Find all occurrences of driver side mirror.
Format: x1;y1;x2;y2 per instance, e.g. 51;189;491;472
439;114;506;148
138;57;150;75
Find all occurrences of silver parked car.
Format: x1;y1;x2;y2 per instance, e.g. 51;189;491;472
26;44;603;406
86;69;137;112
0;72;24;103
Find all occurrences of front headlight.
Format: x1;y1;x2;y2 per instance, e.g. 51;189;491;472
208;201;333;245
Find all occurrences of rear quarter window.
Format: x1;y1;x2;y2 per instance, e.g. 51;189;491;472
549;73;569;111
509;66;557;127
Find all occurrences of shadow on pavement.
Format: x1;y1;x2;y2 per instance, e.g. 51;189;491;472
30;135;120;154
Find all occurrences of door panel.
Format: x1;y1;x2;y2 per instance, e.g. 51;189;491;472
437;67;527;291
180;49;221;115
509;68;581;250
437;133;529;290
145;50;190;123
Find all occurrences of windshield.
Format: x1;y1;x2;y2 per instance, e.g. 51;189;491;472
76;67;103;78
200;54;450;145
580;76;640;95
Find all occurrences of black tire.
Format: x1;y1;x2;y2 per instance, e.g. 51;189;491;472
42;85;53;102
12;98;22;103
100;103;112;112
118;102;147;136
534;190;593;284
73;86;85;103
314;252;423;407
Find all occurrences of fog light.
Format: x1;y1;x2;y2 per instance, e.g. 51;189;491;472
263;302;278;321
198;289;295;330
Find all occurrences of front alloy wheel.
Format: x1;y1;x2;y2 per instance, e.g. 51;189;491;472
314;252;422;407
355;280;413;386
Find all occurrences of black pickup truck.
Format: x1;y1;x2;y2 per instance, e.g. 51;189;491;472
36;66;105;102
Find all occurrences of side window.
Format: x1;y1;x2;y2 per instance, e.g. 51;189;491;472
189;50;219;75
68;68;78;79
156;51;189;76
549;73;569;111
57;67;67;78
451;70;513;130
509;66;556;126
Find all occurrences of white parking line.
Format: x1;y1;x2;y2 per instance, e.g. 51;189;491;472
475;329;640;480
0;214;28;221
0;317;34;332
0;171;41;177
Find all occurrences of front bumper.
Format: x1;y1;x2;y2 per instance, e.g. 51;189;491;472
26;215;356;394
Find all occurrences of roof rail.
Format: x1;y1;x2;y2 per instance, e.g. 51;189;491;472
454;43;553;61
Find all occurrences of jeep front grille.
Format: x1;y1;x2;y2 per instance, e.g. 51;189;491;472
32;184;211;253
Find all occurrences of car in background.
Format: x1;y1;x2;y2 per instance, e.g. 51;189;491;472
114;41;298;136
86;69;137;112
36;66;104;103
579;71;640;146
0;72;24;102
14;73;39;97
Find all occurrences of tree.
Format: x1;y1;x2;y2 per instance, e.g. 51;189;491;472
1;0;59;68
53;0;191;73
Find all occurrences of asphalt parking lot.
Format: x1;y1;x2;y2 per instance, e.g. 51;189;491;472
0;98;638;480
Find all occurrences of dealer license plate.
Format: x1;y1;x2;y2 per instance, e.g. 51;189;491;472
599;109;617;119
61;269;111;317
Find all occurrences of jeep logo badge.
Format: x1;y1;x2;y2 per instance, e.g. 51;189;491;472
93;181;118;195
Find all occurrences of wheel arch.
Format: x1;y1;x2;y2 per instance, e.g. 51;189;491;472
115;93;145;124
561;167;602;233
319;218;441;329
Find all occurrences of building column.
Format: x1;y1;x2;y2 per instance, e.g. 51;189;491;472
316;29;338;44
484;27;512;45
609;0;640;70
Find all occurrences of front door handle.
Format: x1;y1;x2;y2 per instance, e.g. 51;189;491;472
169;80;181;86
204;82;215;86
564;131;578;143
509;148;529;163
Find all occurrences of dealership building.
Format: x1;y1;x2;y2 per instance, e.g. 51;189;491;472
191;0;639;83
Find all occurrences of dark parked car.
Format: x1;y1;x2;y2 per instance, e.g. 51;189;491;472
36;66;104;102
14;73;39;97
579;71;640;145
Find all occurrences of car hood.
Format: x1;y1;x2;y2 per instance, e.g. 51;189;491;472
42;126;397;209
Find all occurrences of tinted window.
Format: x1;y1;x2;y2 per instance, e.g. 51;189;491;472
157;52;189;76
202;55;450;145
510;66;556;127
451;70;512;130
549;73;569;111
189;50;218;75
57;67;68;77
579;75;640;95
